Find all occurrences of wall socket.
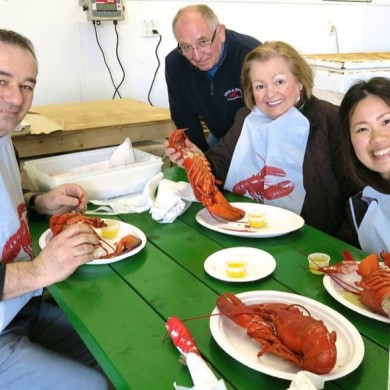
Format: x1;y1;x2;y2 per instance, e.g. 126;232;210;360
328;21;336;35
142;19;159;37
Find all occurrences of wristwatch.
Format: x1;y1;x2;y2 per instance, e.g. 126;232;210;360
27;192;43;216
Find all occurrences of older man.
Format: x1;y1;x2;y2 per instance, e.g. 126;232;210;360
165;4;261;151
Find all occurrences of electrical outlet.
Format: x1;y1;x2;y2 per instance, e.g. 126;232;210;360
328;21;336;35
142;19;159;37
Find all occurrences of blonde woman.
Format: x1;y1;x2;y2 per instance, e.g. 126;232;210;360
166;41;352;238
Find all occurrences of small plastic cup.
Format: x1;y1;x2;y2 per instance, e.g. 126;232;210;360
307;253;330;275
101;220;120;239
225;254;248;279
247;208;267;228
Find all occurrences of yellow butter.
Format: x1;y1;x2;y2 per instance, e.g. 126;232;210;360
101;221;120;239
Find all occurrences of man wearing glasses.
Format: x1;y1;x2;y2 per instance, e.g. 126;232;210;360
165;4;261;152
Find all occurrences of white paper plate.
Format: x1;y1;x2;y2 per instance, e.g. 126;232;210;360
210;291;364;381
196;203;304;238
323;270;390;323
39;219;146;265
204;247;276;282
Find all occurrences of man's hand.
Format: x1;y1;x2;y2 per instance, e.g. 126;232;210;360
33;184;88;215
3;223;99;300
34;223;99;282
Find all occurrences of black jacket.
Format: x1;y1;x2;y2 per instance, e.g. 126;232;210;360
165;29;261;152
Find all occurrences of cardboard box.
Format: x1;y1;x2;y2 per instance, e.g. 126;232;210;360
24;147;162;200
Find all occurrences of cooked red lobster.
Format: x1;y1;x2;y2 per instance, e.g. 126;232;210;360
168;129;245;221
49;213;141;259
49;212;107;236
216;293;337;375
320;251;390;317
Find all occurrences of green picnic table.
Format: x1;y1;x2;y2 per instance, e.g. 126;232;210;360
29;167;389;390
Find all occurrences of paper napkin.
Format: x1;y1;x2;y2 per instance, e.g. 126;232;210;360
173;352;227;390
87;172;163;215
87;173;198;220
150;178;198;223
62;137;135;176
287;371;324;390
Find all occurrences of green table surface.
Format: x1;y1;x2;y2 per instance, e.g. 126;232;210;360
29;167;389;390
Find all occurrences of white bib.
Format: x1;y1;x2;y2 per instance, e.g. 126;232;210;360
224;107;309;214
0;134;42;333
356;186;390;253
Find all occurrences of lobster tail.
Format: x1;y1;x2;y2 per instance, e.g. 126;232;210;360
207;192;245;221
358;269;390;317
298;320;337;374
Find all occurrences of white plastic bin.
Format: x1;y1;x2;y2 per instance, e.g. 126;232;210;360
24;147;163;200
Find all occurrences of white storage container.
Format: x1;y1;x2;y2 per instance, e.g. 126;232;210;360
24;147;163;200
305;53;390;105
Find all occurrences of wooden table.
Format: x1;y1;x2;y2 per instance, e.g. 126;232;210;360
12;99;174;159
29;167;389;390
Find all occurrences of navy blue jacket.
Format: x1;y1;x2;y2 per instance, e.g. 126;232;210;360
165;29;261;151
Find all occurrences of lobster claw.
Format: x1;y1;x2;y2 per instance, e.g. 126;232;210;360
216;293;255;328
165;316;225;389
99;234;142;259
165;316;200;357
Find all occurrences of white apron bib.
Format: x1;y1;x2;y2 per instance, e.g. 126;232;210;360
355;186;390;253
0;134;42;333
224;106;309;214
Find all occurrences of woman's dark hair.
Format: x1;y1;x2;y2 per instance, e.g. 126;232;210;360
339;77;390;192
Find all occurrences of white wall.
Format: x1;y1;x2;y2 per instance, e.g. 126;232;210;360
1;0;389;108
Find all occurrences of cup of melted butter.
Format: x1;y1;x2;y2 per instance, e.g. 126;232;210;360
225;254;248;279
247;208;267;228
307;252;330;275
101;220;120;239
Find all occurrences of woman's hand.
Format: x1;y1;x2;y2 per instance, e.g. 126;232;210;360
164;139;204;168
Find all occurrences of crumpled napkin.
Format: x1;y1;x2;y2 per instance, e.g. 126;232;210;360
286;371;325;390
150;178;198;223
87;172;163;215
87;173;198;220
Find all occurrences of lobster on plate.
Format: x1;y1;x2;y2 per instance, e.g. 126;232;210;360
320;251;390;317
168;129;245;221
49;212;107;236
216;293;337;375
49;213;142;259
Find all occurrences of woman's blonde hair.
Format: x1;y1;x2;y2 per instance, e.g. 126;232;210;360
241;41;314;110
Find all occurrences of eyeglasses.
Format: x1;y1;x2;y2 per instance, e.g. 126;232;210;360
177;26;219;56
